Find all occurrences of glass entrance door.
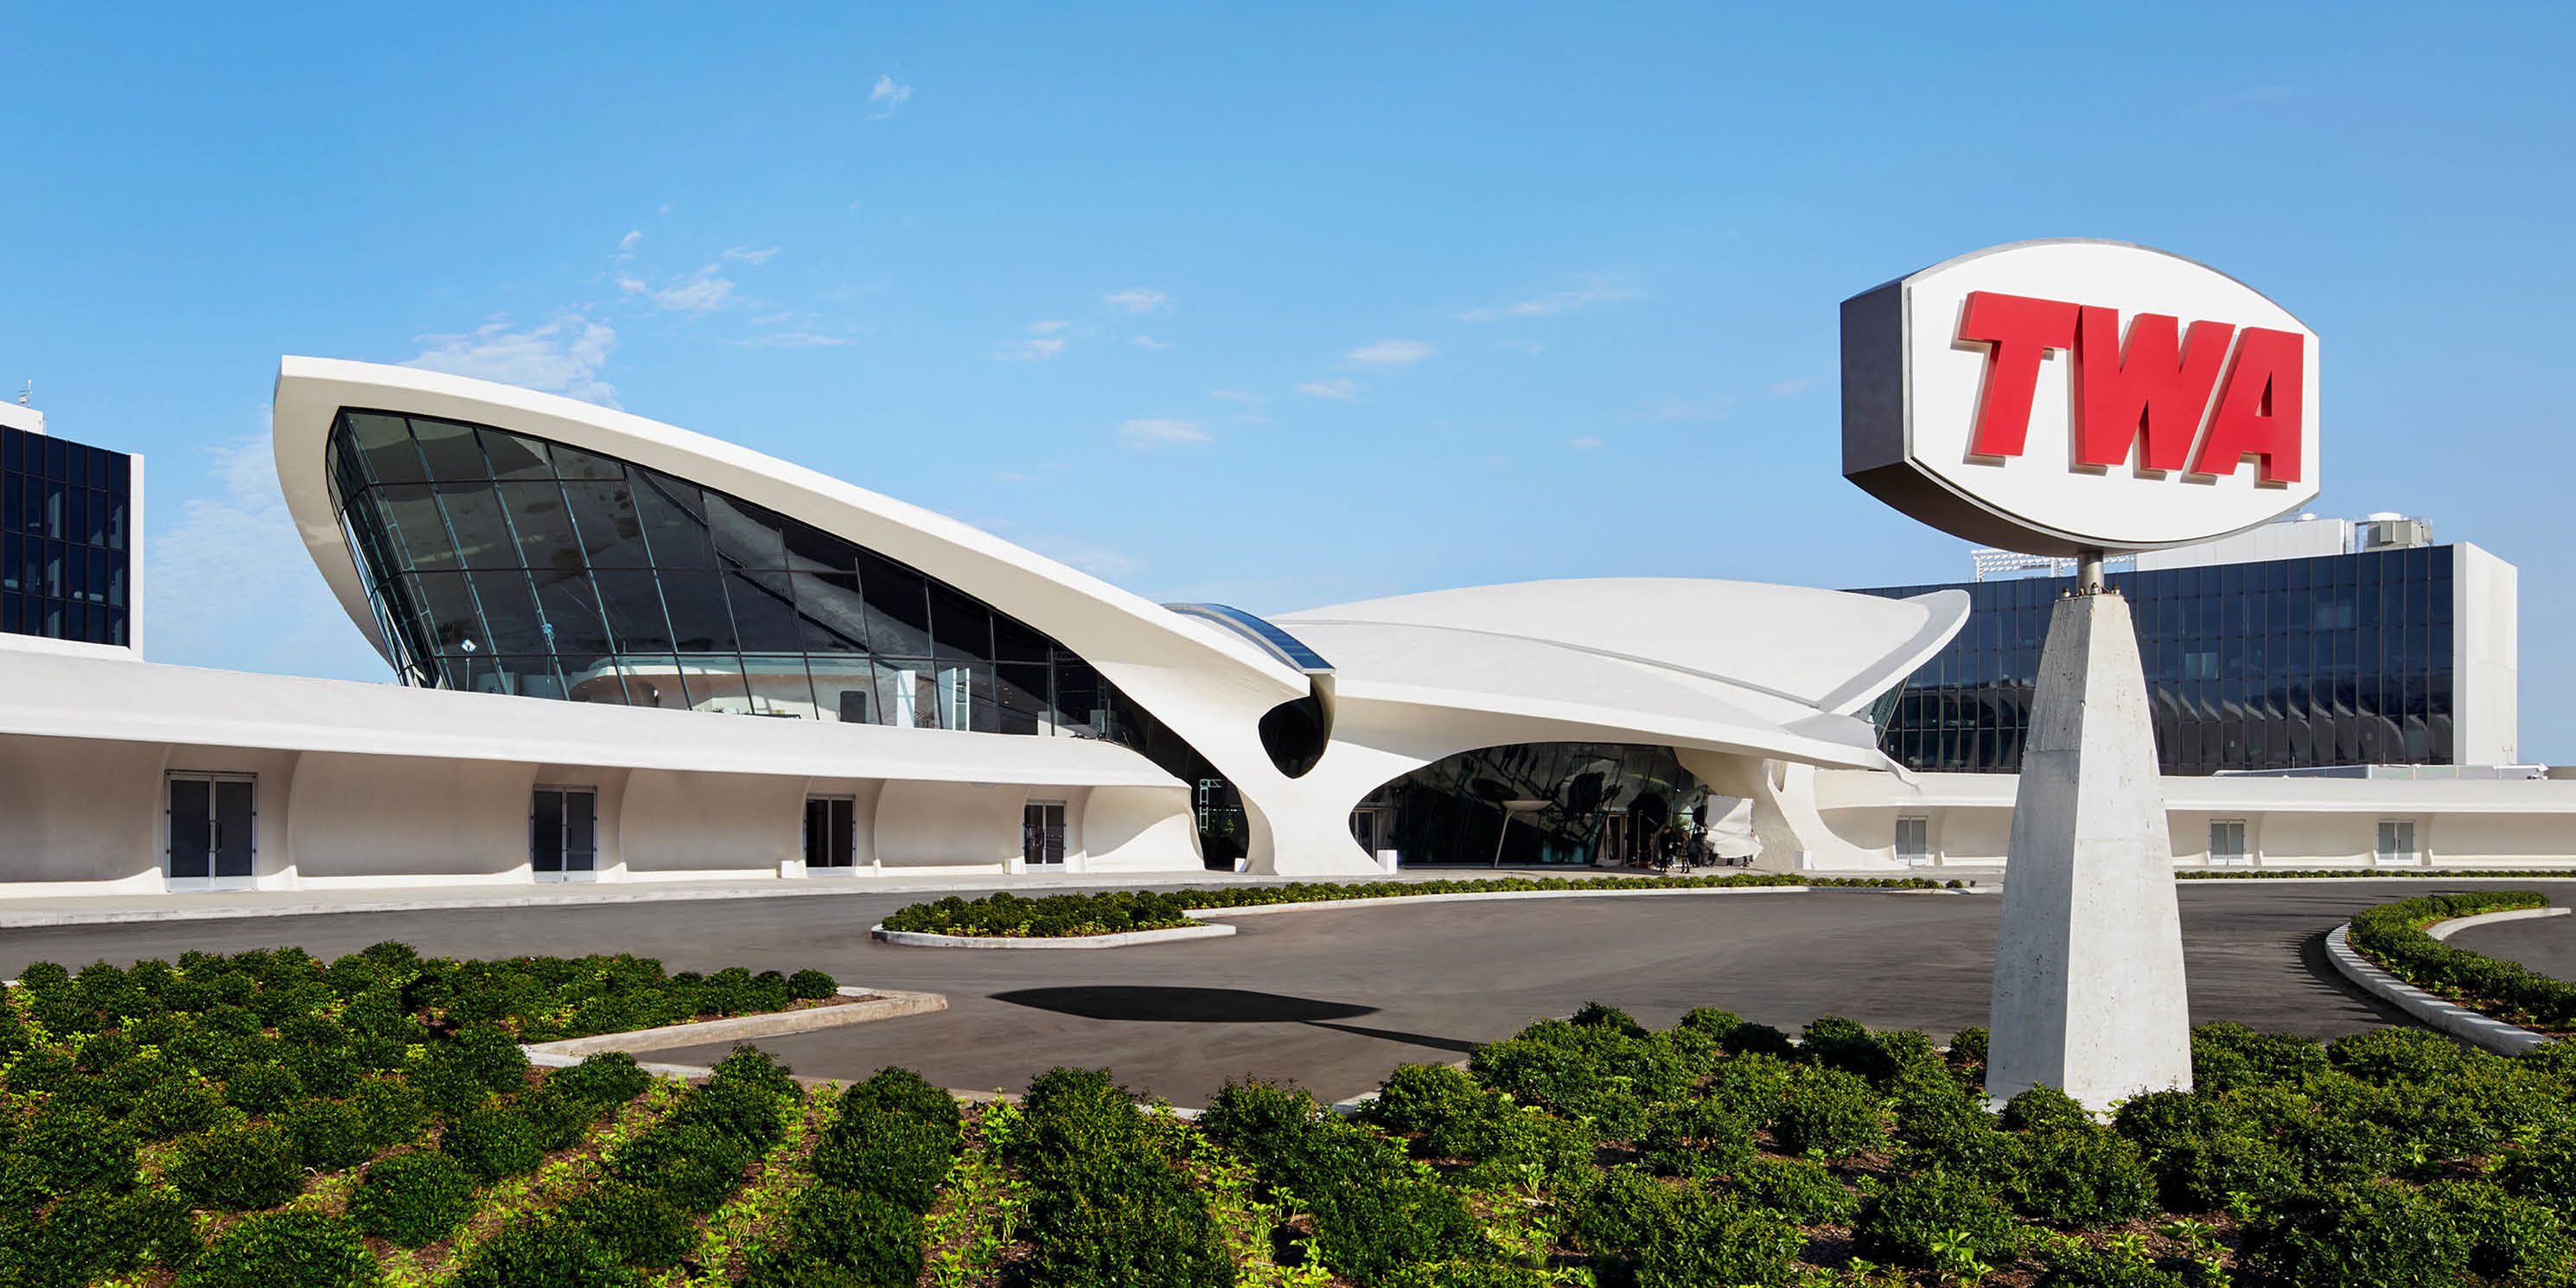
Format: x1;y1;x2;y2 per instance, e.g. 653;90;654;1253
1023;800;1066;866
168;774;255;885
804;796;857;872
532;787;597;878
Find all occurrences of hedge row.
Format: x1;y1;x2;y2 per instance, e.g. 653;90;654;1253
2348;889;2576;1030
880;872;1960;937
2182;868;2576;880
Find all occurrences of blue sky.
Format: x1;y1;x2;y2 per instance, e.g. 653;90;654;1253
3;5;2569;757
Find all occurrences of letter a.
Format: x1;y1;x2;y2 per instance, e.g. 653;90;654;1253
2189;328;2305;484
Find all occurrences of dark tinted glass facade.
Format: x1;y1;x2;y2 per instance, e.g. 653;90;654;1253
0;426;132;646
323;409;1215;770
1368;743;1710;866
1853;545;2456;775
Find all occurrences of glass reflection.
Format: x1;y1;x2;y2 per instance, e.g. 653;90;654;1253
1371;743;1712;867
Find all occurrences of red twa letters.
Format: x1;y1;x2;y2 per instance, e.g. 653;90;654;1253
1956;290;2304;484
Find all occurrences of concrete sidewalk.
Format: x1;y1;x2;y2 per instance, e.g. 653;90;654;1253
0;864;1786;928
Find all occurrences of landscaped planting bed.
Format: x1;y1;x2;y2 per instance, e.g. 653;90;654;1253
879;873;1961;939
2180;870;2576;880
2348;889;2576;1035
0;940;856;1286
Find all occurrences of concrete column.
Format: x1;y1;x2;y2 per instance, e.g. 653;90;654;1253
1986;588;2193;1110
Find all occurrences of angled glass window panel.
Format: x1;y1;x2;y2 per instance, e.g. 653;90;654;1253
563;654;631;705
436;483;519;571
562;479;651;567
615;655;689;709
724;569;804;653
85;549;106;605
631;472;720;569
42;438;65;481
789;571;870;654
992;615;1049;665
996;662;1048;734
929;583;991;660
411;417;492;481
875;659;935;728
68;488;91;547
658;568;736;654
105;491;128;551
781;520;853;574
530;564;614;656
679;657;753;714
591;569;676;653
704;493;790;570
551;443;628;481
498;655;570;700
469;570;550;654
856;552;932;656
809;654;876;722
344;412;428;485
497;481;584;574
479;428;554;480
743;654;818;718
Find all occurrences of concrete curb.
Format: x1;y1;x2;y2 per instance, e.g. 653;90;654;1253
520;985;947;1056
2428;906;2573;940
1186;885;1814;918
868;921;1238;949
2324;914;2566;1055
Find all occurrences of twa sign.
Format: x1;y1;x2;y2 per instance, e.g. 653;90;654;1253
1842;239;2319;556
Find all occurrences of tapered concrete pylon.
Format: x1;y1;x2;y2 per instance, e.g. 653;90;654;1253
1986;588;2192;1111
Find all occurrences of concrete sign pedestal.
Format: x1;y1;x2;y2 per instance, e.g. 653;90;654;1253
1985;583;2193;1110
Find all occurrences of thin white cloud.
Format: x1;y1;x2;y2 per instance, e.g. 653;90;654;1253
1346;339;1433;366
1770;377;1819;396
868;74;914;118
1130;335;1173;350
1026;535;1145;578
147;425;388;681
751;311;794;325
724;332;853;349
1569;436;1603;450
1208;389;1264;402
1297;379;1360;401
1457;274;1643;322
724;245;780;265
615;274;648;295
650;265;736;313
997;337;1067;360
403;313;619;405
1104;287;1170;313
1029;320;1071;335
1649;398;1729;421
1118;418;1208;448
616;230;642;255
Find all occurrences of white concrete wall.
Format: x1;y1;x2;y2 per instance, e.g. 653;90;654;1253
618;770;806;879
0;736;164;889
1081;783;1202;872
874;780;1023;870
289;753;536;884
2456;543;2520;766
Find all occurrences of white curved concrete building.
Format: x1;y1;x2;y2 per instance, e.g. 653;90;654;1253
0;357;2561;897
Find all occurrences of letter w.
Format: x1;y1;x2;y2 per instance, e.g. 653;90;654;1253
2072;307;2234;474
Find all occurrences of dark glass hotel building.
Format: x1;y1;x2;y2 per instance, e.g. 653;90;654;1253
0;421;134;647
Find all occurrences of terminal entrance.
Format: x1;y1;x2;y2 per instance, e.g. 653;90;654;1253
167;773;255;885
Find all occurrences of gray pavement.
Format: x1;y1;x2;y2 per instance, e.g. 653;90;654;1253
2450;913;2576;983
6;880;2565;1107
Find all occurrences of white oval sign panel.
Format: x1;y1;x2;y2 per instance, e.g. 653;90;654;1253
1841;239;2319;557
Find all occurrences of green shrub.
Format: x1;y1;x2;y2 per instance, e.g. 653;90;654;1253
1676;1007;1744;1040
131;1076;232;1140
609;1121;757;1212
1633;1188;1804;1288
810;1110;960;1212
1563;1165;1670;1259
444;1218;642;1288
1731;1155;1860;1224
348;1152;477;1248
2035;1240;2188;1288
1012;1150;1232;1288
1362;1064;1483;1138
1569;1001;1645;1036
2248;1181;2470;1288
352;1076;430;1150
548;1051;654;1109
2150;1127;2298;1213
2496;1137;2576;1207
1700;1051;1794;1127
840;1066;961;1134
2010;1128;2157;1227
1310;1170;1487;1287
2432;1178;2575;1284
665;1074;789;1152
7;1048;75;1094
2328;1026;2482;1085
280;1098;374;1170
2190;1021;2327;1091
1772;1065;1888;1158
172;1121;304;1210
447;1023;533;1094
222;1062;305;1114
743;1183;924;1287
16;1103;137;1196
2276;1107;2404;1186
441;1105;545;1182
26;1187;200;1281
1636;1096;1757;1177
1853;1168;2020;1268
284;1043;366;1099
179;1210;379;1288
711;1044;803;1100
521;1085;599;1152
2001;1084;2094;1132
1377;1264;1553;1288
1893;1083;2023;1183
562;1180;697;1268
787;968;838;1000
1722;1022;1797;1058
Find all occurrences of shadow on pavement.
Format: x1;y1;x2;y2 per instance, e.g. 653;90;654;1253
992;985;1482;1056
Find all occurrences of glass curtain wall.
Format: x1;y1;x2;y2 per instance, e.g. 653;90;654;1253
323;409;1213;778
1374;743;1710;867
0;426;131;646
1853;545;2456;775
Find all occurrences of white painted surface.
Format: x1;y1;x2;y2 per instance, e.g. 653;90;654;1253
2132;513;2350;571
2325;921;2557;1055
2426;905;2569;940
2458;543;2521;766
1986;592;2193;1109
